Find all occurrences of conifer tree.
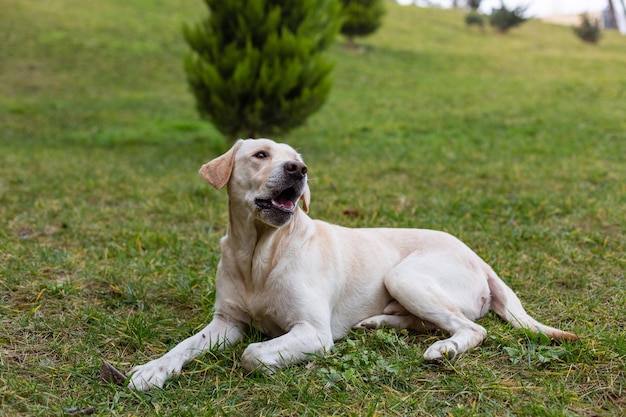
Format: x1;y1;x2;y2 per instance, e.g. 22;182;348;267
573;14;601;44
183;0;341;141
489;3;527;34
339;0;385;49
464;0;484;29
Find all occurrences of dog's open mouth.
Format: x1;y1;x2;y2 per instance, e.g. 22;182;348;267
255;187;298;214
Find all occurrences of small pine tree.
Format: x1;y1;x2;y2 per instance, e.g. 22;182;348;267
464;0;483;29
573;14;602;44
465;12;484;29
489;3;527;34
183;0;341;141
467;0;482;10
339;0;385;48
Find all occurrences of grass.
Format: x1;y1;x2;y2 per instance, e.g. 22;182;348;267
1;0;625;415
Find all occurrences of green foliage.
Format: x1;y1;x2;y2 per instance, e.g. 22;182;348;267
465;11;485;28
183;0;341;141
573;13;602;44
317;331;402;389
489;3;528;33
502;331;576;367
339;0;386;47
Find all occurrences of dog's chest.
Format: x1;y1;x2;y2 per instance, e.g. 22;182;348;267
246;296;289;337
250;314;285;338
243;274;302;338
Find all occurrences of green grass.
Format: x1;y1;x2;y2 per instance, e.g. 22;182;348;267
1;0;625;415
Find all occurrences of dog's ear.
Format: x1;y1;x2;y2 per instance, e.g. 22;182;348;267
301;183;311;213
199;140;242;189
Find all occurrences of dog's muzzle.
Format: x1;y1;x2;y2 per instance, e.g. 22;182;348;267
255;160;307;223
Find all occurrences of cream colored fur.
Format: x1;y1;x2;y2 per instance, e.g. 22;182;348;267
128;138;576;391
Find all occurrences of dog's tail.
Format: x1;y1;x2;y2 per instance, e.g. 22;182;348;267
487;270;578;341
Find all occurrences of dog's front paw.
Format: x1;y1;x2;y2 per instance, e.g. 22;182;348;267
240;343;280;375
128;357;183;391
423;340;459;361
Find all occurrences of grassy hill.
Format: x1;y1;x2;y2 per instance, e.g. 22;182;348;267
1;1;625;416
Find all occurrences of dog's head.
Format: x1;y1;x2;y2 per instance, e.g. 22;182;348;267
200;138;310;228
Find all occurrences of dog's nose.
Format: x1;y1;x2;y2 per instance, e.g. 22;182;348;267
284;160;308;179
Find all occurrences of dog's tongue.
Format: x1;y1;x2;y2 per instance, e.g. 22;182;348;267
272;198;294;212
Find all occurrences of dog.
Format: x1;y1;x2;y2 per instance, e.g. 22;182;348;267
128;138;577;390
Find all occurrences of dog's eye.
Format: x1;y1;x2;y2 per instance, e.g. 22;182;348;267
254;151;268;159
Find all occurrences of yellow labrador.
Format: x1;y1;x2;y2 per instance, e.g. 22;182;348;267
129;138;576;390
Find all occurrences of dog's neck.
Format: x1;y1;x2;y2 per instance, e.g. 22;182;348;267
224;201;310;290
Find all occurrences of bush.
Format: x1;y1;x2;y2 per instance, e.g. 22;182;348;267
183;0;341;141
465;11;485;29
340;0;386;48
573;13;602;44
467;0;482;10
489;3;527;33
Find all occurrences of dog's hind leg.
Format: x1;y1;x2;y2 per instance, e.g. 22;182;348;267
354;300;436;332
382;255;489;361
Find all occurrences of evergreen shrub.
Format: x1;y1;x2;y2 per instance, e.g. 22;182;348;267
489;4;527;33
573;14;602;44
183;0;341;140
339;0;385;48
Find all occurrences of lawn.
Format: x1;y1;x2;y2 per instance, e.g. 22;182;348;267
1;0;625;416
